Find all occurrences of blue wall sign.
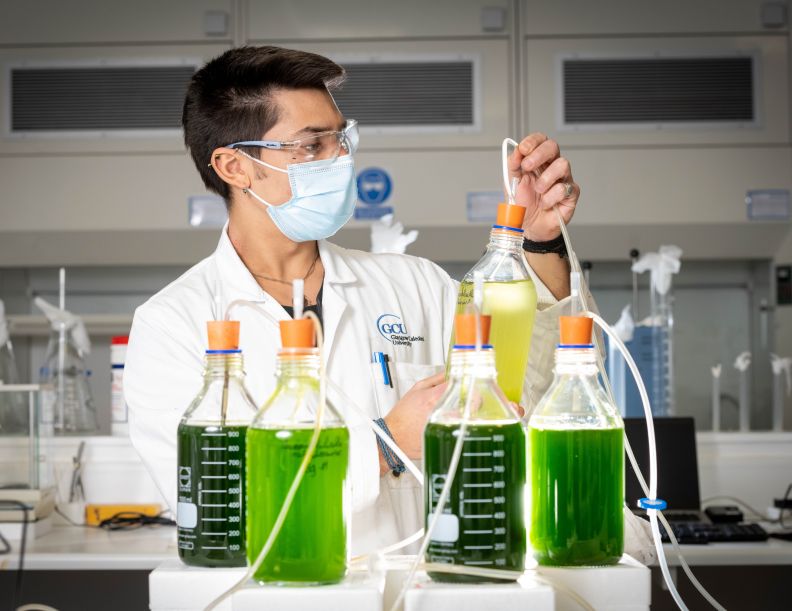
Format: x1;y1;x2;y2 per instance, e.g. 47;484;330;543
355;167;393;220
357;167;392;205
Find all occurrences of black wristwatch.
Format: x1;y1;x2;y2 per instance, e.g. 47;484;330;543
523;234;568;259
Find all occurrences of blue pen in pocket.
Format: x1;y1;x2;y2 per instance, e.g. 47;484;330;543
373;351;393;388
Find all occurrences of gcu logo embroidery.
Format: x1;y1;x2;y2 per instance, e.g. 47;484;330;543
376;313;425;347
377;314;406;340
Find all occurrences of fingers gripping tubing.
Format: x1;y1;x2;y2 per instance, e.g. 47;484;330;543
502;138;519;204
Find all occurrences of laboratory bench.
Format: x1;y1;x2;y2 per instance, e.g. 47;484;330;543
650;538;792;610
1;521;174;571
2;523;792;610
0;523;173;610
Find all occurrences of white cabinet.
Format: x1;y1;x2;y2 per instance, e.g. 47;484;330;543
269;39;512;150
565;146;792;225
522;0;781;36
0;0;234;45
0;45;230;156
246;0;510;40
0;153;204;232
524;35;790;147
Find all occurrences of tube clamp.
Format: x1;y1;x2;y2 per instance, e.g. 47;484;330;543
638;497;667;511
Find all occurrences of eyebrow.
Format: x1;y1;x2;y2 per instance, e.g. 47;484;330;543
290;119;346;138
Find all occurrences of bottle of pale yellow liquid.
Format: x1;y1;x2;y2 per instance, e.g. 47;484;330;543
455;204;537;404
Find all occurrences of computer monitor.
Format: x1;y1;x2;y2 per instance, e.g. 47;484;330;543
623;417;701;511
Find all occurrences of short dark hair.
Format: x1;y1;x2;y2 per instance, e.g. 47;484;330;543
182;46;345;201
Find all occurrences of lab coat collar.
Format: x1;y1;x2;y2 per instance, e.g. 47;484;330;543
213;224;267;300
212;225;358;302
318;240;358;285
317;240;358;368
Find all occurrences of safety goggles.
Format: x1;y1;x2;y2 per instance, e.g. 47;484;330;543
226;119;359;167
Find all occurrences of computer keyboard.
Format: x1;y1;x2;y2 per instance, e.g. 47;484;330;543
659;521;769;544
663;512;702;522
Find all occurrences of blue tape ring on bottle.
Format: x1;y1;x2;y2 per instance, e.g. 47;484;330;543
491;224;525;233
638;497;667;511
453;344;494;350
205;349;242;354
557;343;594;349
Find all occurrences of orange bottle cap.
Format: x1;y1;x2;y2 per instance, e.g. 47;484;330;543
206;320;240;350
280;319;315;348
495;203;526;231
559;316;593;345
455;313;492;346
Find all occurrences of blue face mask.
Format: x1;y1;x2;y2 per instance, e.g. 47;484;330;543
240;152;357;242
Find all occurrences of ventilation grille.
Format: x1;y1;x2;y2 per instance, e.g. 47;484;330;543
563;57;755;125
11;65;195;132
333;61;474;126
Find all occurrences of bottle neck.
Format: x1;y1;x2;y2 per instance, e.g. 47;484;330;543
488;228;524;252
275;349;321;380
204;352;244;378
449;348;498;380
554;346;599;376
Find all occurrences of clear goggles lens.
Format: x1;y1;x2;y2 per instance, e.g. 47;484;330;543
294;120;358;164
228;120;359;167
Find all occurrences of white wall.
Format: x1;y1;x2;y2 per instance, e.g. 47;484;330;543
1;1;792;398
0;0;788;255
771;0;792;359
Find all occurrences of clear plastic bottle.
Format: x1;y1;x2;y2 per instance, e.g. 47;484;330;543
426;313;526;582
246;318;349;585
110;335;130;436
455;204;537;403
39;323;98;434
177;320;257;568
0;300;26;434
528;316;624;566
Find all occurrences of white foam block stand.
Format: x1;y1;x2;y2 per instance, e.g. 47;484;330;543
150;560;383;611
149;560;246;611
403;571;554;611
231;569;383;610
536;554;651;611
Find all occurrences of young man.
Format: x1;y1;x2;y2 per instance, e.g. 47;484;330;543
124;46;580;555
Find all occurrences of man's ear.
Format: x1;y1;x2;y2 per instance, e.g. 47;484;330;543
209;148;251;191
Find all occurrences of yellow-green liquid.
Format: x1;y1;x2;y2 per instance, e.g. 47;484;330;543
530;427;624;566
456;280;537;403
246;426;349;585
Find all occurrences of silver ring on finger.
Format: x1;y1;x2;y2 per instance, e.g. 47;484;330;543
563;182;574;198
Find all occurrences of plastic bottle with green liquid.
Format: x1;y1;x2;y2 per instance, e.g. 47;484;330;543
528;316;624;567
426;313;526;582
455;203;537;404
177;320;257;567
246;317;349;585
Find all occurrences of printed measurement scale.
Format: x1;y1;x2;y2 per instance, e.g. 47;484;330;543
424;421;526;582
176;423;247;567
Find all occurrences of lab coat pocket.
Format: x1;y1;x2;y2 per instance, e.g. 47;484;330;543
369;361;444;418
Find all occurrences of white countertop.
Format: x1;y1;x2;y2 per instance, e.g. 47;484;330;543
1;523;175;570
3;523;792;572
661;538;792;566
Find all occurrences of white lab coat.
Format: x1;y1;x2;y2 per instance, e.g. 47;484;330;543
124;226;565;556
